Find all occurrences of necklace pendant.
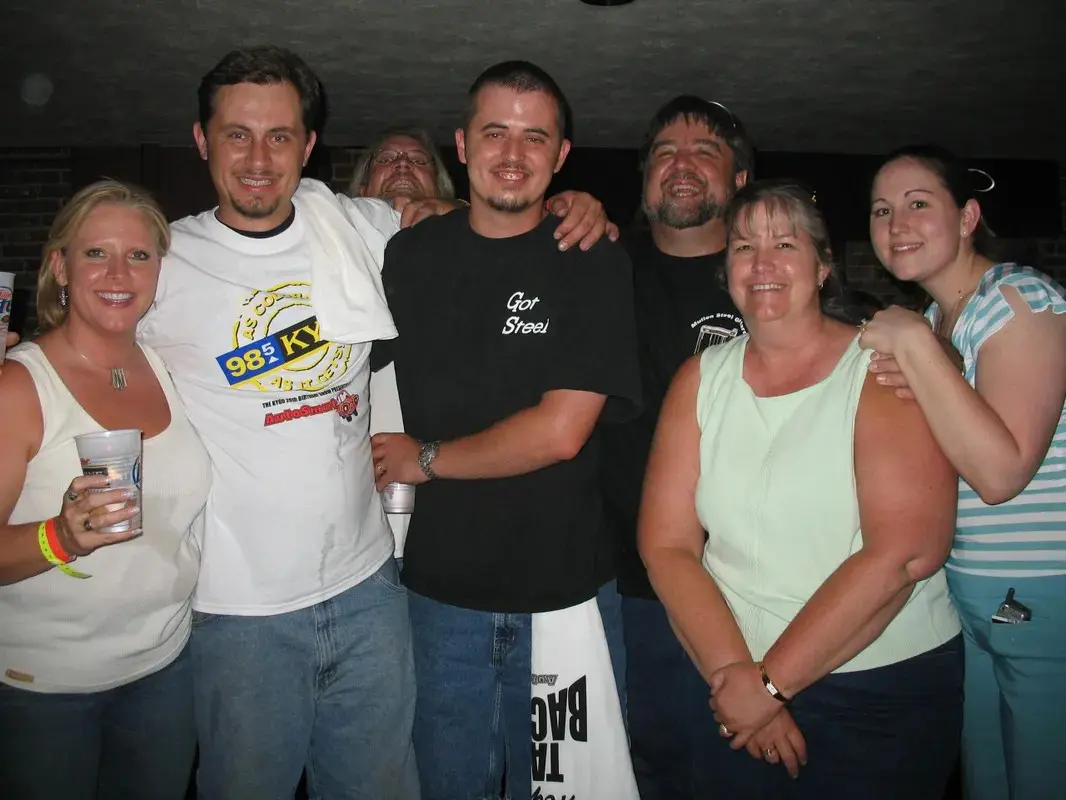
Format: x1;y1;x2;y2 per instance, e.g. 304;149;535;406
111;367;127;391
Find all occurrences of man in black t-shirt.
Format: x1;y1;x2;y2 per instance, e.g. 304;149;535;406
371;62;641;799
599;96;754;799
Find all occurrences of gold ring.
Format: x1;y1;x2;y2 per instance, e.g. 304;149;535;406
718;723;732;738
83;517;93;531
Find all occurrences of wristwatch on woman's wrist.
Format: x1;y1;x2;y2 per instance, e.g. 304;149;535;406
418;440;440;481
759;663;790;704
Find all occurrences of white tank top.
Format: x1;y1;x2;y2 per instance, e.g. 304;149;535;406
0;342;211;693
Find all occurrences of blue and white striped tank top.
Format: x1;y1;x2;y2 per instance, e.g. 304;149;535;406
926;263;1066;578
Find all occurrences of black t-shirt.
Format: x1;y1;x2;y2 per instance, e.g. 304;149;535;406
375;210;641;613
599;231;746;599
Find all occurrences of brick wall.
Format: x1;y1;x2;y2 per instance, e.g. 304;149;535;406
329;147;366;195
0;148;72;334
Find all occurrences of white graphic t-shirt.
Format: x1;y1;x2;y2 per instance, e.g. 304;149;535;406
139;192;400;615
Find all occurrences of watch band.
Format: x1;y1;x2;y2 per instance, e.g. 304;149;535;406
418;440;440;481
759;663;790;704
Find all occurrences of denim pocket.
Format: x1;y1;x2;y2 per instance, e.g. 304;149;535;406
372;559;407;594
988;613;1066;660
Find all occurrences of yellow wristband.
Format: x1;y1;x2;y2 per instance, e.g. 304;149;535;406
37;522;90;579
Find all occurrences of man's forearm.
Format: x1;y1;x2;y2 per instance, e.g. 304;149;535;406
432;394;605;480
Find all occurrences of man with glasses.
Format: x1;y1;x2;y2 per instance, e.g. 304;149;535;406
350;128;456;210
599;95;754;799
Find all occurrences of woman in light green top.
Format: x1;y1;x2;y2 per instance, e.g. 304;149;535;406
638;180;963;799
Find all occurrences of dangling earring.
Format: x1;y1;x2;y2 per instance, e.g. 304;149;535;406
59;284;69;310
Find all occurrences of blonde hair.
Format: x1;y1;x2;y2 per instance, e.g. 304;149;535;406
36;179;170;332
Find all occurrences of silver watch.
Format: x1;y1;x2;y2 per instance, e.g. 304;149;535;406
418;440;440;481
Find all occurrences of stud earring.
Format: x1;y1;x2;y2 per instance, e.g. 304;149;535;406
59;284;68;310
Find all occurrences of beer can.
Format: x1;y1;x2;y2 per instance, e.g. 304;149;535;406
0;271;13;363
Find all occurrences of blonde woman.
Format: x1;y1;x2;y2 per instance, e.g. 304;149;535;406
0;180;210;799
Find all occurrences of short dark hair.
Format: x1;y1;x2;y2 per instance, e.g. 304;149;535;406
874;143;996;257
463;61;572;141
639;95;754;180
197;45;323;135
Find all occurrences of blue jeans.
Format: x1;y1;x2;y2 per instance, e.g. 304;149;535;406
409;581;624;800
0;644;195;800
703;636;963;799
949;573;1066;800
595;579;627;721
190;558;419;800
623;596;719;799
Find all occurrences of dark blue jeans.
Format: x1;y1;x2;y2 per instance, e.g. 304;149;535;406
0;644;195;800
623;596;720;799
409;581;625;800
703;635;964;799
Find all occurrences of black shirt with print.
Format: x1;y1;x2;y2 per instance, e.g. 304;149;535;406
374;210;641;613
599;231;747;600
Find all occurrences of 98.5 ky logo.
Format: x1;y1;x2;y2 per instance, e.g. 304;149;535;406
215;281;353;392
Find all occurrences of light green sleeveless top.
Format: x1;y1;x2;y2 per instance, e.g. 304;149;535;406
695;334;960;673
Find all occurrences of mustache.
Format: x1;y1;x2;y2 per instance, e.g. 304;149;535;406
491;161;531;176
662;171;707;189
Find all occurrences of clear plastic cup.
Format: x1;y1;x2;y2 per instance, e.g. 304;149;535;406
74;429;143;533
0;271;13;363
381;482;415;514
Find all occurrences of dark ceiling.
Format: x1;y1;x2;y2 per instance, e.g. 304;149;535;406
3;0;1065;161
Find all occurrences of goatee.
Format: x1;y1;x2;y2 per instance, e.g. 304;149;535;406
644;196;727;230
486;195;534;214
231;196;282;220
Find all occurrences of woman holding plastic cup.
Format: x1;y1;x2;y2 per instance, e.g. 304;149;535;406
0;180;210;798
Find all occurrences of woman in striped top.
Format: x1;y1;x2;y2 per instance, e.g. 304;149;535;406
860;144;1066;800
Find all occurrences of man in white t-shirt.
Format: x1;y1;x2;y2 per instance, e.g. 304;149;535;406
138;46;616;800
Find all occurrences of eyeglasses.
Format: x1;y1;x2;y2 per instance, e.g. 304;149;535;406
373;149;432;167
